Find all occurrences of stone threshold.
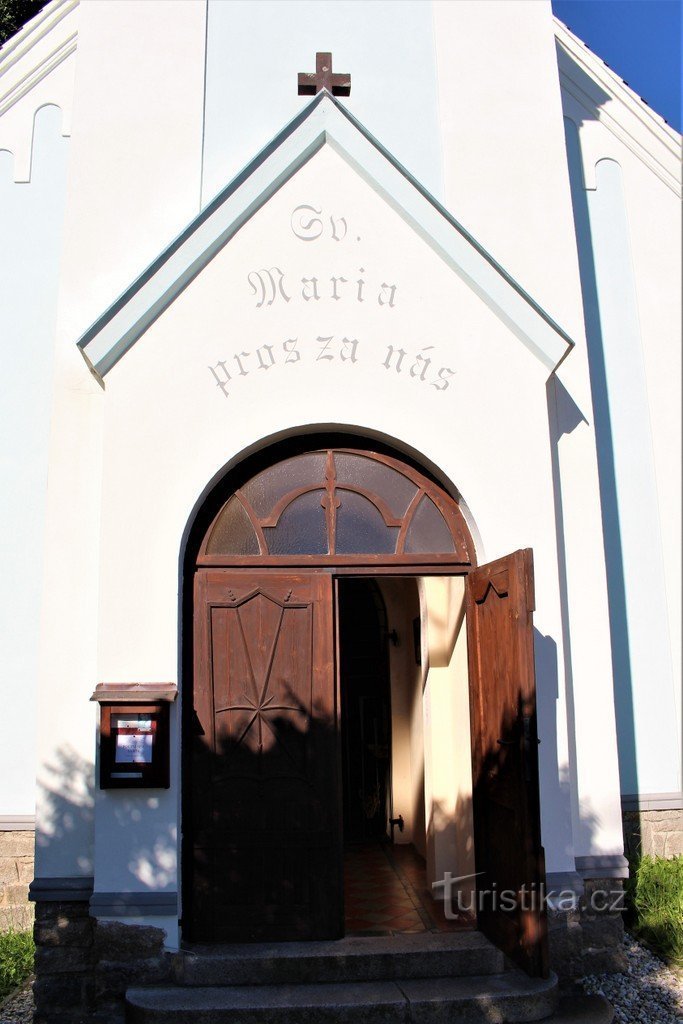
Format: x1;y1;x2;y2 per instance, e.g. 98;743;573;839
173;930;504;986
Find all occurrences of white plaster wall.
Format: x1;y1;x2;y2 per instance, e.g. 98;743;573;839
422;577;475;904
202;0;443;207
0;106;69;818
560;43;682;800
433;0;586;341
89;145;578;899
34;345;103;878
586;159;679;797
54;0;207;346
432;2;627;861
33;0;207;877
92;776;179;894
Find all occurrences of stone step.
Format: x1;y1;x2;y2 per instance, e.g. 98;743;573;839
173;932;504;986
126;970;559;1023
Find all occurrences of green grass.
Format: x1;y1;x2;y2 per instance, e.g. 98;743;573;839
626;855;683;968
0;928;34;1001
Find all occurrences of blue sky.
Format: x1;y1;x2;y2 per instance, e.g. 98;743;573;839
552;0;682;131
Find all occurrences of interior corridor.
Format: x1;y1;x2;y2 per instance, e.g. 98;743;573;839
343;843;472;936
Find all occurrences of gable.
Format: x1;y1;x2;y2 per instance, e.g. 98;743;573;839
77;91;573;378
103;145;556;410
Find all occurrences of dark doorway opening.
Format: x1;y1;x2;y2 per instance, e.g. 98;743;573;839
338;578;392;845
338;577;469;937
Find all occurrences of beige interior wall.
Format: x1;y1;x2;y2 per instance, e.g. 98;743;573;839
377;579;424;853
378;576;475;909
421;577;476;906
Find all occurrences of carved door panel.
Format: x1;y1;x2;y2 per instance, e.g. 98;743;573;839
465;549;548;977
190;571;341;942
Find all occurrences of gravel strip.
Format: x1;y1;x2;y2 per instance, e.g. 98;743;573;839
0;977;33;1024
582;935;682;1024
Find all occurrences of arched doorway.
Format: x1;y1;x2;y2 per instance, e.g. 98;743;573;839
183;441;548;976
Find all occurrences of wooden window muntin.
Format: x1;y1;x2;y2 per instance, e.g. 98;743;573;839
200;449;474;566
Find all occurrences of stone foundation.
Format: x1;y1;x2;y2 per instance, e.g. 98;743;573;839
33;903;172;1024
92;921;172;1023
623;809;683;860
548;879;626;981
33;900;95;1024
31;881;630;1020
0;830;34;930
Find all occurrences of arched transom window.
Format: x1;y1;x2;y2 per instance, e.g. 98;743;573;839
199;449;474;565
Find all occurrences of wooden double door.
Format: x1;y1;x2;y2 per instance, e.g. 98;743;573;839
189;571;340;942
187;552;547;976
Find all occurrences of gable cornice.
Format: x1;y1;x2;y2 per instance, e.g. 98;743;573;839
0;0;78;105
78;91;574;378
554;18;681;197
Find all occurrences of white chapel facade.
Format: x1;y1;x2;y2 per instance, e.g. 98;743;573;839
0;1;680;1020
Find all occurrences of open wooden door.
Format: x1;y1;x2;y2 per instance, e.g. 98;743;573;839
465;549;548;977
189;570;342;942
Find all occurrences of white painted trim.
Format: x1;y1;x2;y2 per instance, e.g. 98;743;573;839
554;18;681;197
622;793;683;812
0;815;35;831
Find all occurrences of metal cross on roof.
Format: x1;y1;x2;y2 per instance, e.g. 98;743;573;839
298;52;351;96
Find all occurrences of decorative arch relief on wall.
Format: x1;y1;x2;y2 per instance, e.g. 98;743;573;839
199;448;475;565
0;103;70;185
0;0;78;183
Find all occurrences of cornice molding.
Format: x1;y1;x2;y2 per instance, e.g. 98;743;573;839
575;854;629;880
554;18;681;197
621;792;682;812
90;891;178;918
0;31;76;117
0;0;78;76
29;875;94;902
90;682;178;703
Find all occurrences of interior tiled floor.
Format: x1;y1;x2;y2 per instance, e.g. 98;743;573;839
343;842;473;936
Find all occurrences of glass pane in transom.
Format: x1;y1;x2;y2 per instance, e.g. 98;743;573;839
241;452;327;519
263;490;328;554
334;452;417;519
336;490;399;554
206;495;260;555
404;495;455;553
